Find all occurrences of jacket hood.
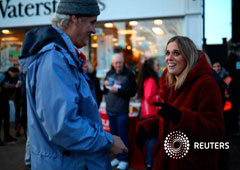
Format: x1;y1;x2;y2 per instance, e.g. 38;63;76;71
183;51;213;86
19;26;79;74
159;52;213;98
20;26;67;59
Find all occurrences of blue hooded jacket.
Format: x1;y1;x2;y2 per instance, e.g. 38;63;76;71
19;26;113;170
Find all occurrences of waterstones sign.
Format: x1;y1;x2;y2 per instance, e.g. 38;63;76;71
0;0;107;28
0;0;58;18
0;0;59;27
1;0;200;28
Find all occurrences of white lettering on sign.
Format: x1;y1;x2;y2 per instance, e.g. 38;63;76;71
0;0;58;18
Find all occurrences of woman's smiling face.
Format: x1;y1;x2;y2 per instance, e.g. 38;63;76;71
165;41;187;78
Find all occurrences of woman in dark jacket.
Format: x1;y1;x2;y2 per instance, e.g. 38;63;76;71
136;36;224;170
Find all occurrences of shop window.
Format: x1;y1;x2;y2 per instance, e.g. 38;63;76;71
0;27;32;71
90;18;183;78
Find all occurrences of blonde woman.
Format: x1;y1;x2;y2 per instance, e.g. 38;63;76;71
136;36;224;170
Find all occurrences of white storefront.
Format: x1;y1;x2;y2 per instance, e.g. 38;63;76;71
0;0;203;71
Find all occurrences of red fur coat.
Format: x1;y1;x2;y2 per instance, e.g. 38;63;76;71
138;53;224;170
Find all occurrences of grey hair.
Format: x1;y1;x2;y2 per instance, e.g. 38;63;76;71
51;13;88;29
51;13;71;29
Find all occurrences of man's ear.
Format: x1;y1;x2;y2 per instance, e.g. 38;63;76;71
71;15;80;25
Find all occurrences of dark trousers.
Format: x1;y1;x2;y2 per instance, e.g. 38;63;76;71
14;100;27;136
145;138;157;166
14;100;21;126
108;112;129;161
0;97;10;138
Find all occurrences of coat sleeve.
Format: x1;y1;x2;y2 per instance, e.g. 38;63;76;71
102;72;110;94
159;69;170;102
144;78;162;104
137;116;160;139
117;71;137;98
175;77;225;141
35;50;113;153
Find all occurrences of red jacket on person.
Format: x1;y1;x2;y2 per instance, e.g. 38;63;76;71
138;53;224;170
140;77;163;119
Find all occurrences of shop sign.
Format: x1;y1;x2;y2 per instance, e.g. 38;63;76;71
0;0;59;27
0;0;201;28
97;0;200;21
0;0;106;20
0;0;58;18
0;0;107;28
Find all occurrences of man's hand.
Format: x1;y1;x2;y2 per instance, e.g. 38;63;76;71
104;80;110;87
110;135;128;155
109;86;118;93
15;81;22;88
154;102;182;124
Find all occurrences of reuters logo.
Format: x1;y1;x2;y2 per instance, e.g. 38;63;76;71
164;131;190;159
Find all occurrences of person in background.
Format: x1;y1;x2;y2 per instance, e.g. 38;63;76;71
213;61;228;79
206;58;230;170
18;0;127;169
12;64;27;137
203;58;226;106
136;57;163;170
103;53;137;170
12;64;30;169
212;61;232;121
0;67;19;145
136;36;224;170
228;46;240;134
212;61;221;74
83;60;103;108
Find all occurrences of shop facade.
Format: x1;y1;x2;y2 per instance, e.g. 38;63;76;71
0;0;203;73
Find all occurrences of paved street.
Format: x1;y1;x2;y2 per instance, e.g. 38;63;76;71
1;125;240;170
0;102;240;170
0;124;26;170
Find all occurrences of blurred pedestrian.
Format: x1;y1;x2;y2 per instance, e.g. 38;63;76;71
0;66;19;145
136;57;163;170
206;58;230;170
136;36;224;170
213;61;228;79
12;64;27;137
18;0;127;169
83;60;103;108
103;53;137;170
228;46;240;134
210;61;227;106
212;61;232;133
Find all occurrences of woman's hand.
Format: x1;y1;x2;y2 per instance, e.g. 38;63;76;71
154;103;182;124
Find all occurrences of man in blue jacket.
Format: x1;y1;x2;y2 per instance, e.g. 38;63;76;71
19;0;127;169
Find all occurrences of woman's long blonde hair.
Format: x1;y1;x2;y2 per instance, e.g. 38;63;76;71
166;36;200;90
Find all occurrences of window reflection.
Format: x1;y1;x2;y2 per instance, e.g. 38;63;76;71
90;18;183;77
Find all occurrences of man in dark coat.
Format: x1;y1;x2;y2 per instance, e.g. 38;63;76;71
104;53;137;169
